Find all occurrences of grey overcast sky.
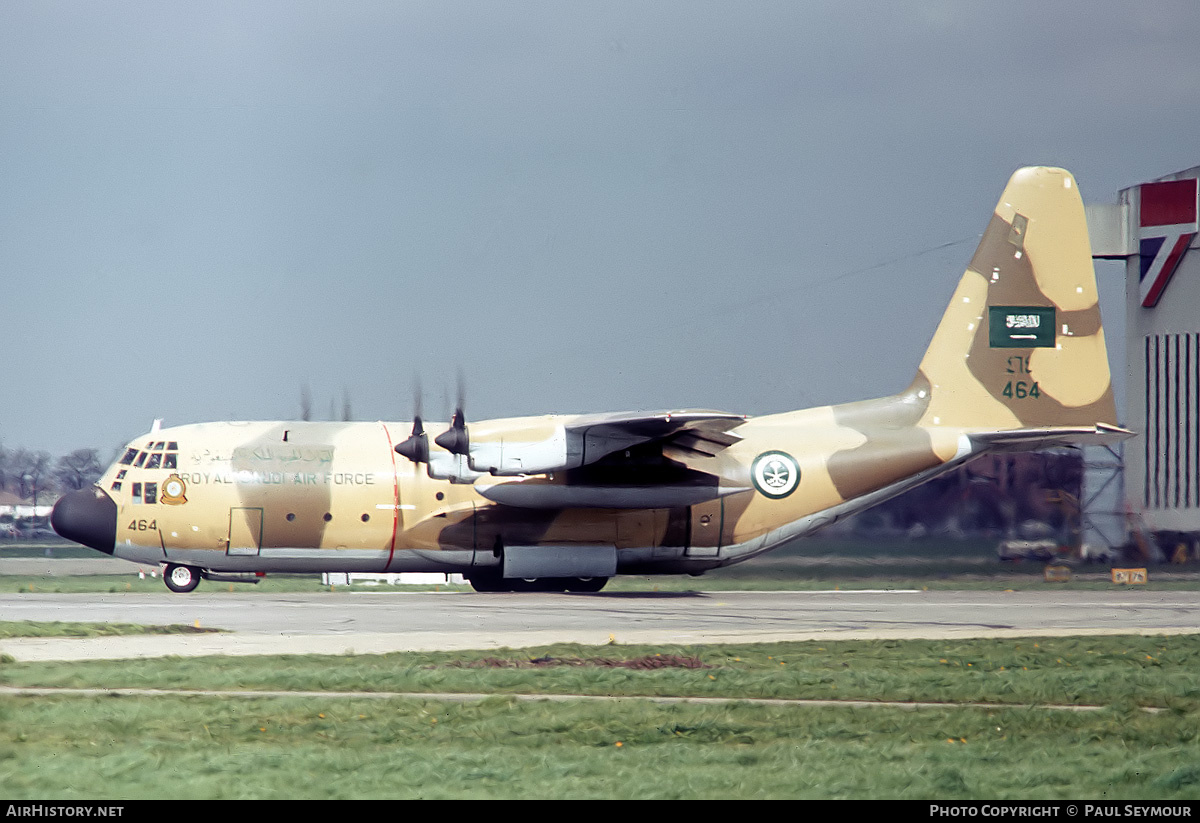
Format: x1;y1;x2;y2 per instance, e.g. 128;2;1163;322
3;1;1198;458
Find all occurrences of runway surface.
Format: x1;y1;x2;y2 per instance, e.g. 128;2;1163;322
3;588;1199;661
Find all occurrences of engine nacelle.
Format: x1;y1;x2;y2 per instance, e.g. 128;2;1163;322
425;451;486;484
466;425;582;475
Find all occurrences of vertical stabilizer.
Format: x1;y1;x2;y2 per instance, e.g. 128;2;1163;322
916;167;1118;432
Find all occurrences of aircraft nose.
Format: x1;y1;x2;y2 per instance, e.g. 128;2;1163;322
51;487;117;555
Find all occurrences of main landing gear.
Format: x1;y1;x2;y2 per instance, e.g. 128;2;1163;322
465;573;609;593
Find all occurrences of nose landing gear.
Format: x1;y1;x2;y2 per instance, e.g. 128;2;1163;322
162;563;201;593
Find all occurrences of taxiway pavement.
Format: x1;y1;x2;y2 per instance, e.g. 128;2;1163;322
3;588;1198;661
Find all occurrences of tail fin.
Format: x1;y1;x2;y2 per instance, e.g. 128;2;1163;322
916;166;1120;433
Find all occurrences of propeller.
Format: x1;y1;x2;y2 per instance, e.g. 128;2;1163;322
394;376;430;463
395;415;429;463
433;370;469;456
434;407;469;455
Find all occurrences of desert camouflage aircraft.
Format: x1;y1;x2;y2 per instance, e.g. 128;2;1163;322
52;166;1129;592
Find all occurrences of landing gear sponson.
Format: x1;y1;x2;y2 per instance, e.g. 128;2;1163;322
466;573;608;593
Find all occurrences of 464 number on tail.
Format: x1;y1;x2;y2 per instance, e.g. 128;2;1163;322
1002;381;1040;399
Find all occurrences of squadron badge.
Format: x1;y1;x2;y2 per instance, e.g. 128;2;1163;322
751;451;799;499
161;474;188;505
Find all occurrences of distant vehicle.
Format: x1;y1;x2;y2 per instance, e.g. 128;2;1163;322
52;167;1131;593
1079;542;1118;564
998;538;1059;562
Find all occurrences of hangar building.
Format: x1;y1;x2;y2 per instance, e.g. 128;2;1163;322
1089;165;1200;559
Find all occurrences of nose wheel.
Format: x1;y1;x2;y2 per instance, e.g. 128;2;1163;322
163;563;201;593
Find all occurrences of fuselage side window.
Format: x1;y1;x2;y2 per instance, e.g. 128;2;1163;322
132;483;143;505
144;482;157;505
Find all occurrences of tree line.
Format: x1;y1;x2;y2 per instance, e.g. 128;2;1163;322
0;446;104;502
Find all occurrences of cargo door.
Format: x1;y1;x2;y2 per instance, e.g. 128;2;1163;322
228;507;263;556
686;498;723;557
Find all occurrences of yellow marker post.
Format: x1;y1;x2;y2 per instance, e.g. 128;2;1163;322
1043;565;1071;582
1111;568;1148;585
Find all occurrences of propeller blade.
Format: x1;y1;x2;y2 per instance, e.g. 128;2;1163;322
395;417;429;463
434;408;469;455
395;377;429;463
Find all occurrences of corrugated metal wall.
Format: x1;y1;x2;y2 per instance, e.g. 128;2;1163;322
1142;333;1199;511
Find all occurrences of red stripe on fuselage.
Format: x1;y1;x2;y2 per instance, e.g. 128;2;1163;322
381;423;400;568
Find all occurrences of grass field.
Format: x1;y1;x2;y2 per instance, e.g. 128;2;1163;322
2;635;1199;799
3;691;1197;799
0;620;224;639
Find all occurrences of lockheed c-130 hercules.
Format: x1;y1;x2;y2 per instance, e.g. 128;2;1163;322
52;167;1130;593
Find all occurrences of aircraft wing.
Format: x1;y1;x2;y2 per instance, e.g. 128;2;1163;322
567;409;747;462
463;410;750;508
458;409;747;474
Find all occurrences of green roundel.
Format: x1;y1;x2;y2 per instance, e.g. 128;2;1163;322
751;451;800;499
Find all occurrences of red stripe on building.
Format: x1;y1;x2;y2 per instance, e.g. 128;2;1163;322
1140;179;1198;228
1142;233;1196;307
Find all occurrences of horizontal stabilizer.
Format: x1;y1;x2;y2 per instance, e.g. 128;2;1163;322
968;423;1133;452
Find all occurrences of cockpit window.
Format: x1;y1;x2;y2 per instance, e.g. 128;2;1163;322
120;441;180;477
144;482;157;504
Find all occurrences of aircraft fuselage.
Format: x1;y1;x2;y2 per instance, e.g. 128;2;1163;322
79;400;967;580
